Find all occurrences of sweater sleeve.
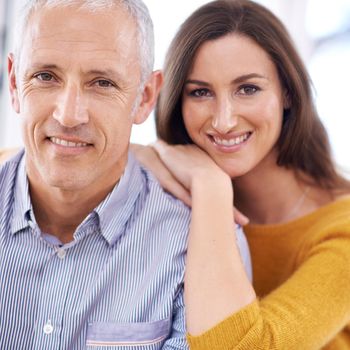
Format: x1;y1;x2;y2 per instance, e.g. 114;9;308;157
187;225;350;350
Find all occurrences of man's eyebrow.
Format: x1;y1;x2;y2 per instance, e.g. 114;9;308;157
26;65;125;81
87;69;120;77
86;69;126;83
184;73;268;86
29;63;61;71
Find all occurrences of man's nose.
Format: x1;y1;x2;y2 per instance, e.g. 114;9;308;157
211;97;238;134
52;84;89;127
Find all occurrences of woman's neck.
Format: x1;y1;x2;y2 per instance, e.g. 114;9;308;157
233;163;331;225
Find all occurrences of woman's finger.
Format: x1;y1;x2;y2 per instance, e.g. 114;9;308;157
234;208;249;226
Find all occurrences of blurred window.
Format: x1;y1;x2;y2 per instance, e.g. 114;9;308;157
307;0;350;173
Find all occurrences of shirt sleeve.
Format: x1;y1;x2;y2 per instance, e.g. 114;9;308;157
187;228;350;350
162;285;189;349
236;225;252;282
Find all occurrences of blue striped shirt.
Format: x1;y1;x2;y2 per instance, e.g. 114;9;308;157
0;150;191;349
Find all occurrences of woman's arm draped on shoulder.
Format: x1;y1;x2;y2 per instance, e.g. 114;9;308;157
151;141;256;336
131;143;249;226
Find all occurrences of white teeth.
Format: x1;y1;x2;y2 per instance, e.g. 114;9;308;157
213;132;250;146
50;137;88;147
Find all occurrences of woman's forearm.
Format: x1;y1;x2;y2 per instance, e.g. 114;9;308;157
185;171;256;335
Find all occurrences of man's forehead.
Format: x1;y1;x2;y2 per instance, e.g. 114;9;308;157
15;4;142;85
20;4;139;63
26;3;137;45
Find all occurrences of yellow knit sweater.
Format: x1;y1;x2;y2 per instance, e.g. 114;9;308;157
188;196;350;350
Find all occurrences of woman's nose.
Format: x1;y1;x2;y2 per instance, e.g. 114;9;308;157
211;98;238;133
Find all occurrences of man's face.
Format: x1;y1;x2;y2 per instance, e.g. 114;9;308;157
9;4;152;193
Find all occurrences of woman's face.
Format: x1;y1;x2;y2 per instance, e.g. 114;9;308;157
182;34;288;178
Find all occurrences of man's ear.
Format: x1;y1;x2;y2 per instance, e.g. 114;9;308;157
8;53;20;113
133;70;163;125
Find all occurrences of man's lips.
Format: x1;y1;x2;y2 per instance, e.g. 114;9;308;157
48;136;91;148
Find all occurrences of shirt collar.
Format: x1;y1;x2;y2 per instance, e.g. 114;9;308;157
10;151;33;235
9;151;145;246
95;151;145;246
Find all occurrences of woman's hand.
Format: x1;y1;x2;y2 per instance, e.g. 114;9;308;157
152;140;225;191
131;142;249;225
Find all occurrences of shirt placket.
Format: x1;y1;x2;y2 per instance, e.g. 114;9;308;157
32;240;74;350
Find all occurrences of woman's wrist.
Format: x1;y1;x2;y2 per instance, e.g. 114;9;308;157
191;168;233;198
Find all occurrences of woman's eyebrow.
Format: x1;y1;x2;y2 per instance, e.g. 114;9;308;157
185;73;268;87
232;73;268;84
184;79;210;86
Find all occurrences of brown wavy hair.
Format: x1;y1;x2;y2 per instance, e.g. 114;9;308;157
155;0;350;192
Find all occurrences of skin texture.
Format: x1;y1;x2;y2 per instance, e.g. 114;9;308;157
8;4;162;243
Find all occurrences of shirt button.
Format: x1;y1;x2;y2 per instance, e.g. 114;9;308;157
43;321;54;334
57;248;66;259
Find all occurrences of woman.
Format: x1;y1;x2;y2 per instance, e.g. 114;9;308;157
133;0;350;349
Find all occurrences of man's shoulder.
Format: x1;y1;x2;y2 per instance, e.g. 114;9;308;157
0;149;23;177
0;149;23;189
136;160;191;223
0;149;23;217
133;160;191;236
0;148;20;165
131;161;190;255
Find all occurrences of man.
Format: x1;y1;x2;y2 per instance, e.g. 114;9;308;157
0;0;190;348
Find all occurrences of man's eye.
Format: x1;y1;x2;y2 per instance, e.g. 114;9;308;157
190;89;211;98
238;85;260;95
95;80;114;88
35;72;54;82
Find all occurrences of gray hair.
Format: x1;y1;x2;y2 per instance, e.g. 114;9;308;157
14;0;155;85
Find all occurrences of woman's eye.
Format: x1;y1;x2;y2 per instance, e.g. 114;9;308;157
238;85;259;95
35;72;54;82
190;89;211;98
95;80;114;88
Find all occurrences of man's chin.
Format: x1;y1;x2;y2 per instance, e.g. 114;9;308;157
32;166;92;193
49;172;92;191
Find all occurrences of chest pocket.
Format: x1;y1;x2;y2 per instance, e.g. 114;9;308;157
86;318;171;349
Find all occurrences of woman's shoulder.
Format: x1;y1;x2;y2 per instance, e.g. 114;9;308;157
303;193;350;229
318;193;350;218
245;193;350;240
296;187;350;227
299;194;350;250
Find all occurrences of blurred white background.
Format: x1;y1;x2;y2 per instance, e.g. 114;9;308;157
0;0;349;174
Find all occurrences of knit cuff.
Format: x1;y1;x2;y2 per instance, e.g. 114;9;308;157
187;299;259;350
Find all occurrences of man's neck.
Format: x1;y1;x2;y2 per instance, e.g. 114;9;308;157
29;180;117;244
